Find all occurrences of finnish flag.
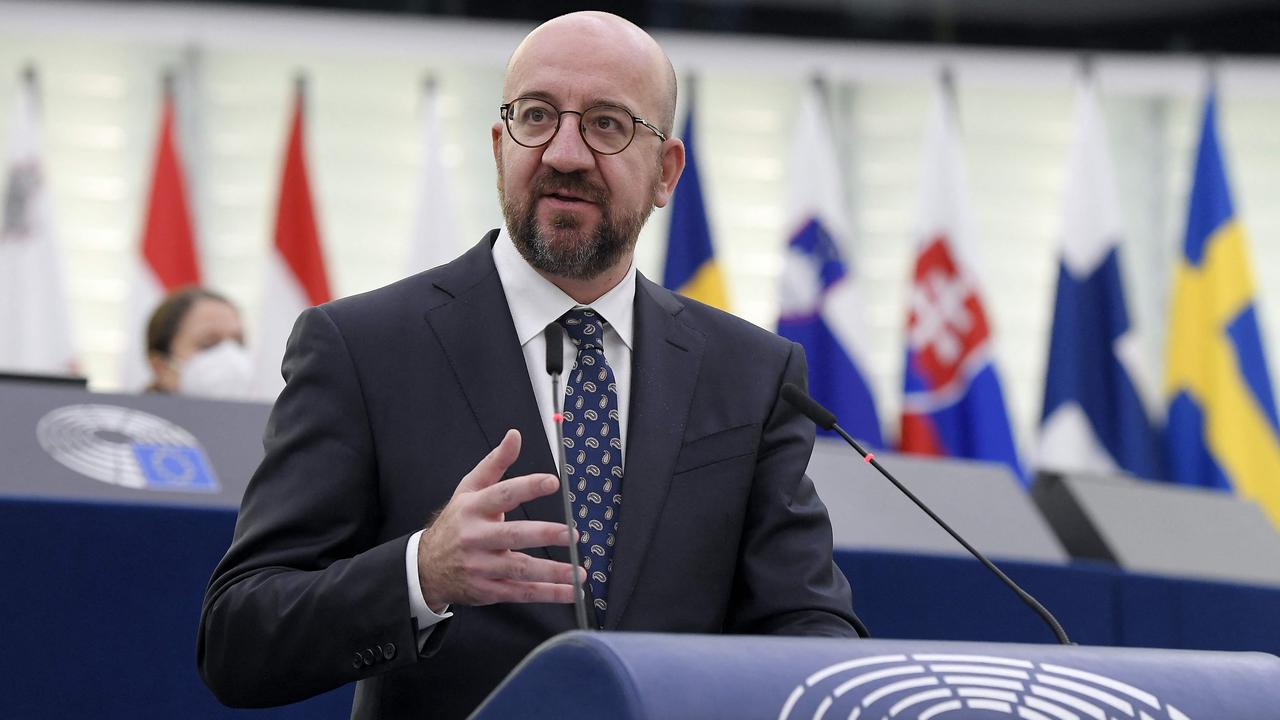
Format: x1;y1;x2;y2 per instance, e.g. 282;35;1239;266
1038;73;1163;480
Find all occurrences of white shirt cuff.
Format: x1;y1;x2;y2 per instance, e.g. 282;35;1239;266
405;529;452;649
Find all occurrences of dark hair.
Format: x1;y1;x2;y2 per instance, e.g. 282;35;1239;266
146;286;235;358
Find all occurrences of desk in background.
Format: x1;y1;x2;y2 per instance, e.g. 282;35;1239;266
2;379;1278;717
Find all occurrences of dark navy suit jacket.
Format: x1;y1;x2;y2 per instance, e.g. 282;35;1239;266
198;231;858;719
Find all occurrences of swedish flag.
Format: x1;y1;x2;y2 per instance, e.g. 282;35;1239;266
1165;90;1280;527
662;94;729;310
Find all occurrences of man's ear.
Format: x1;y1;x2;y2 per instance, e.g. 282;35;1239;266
652;138;686;209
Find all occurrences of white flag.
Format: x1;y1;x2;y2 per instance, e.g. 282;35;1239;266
0;69;77;376
408;77;463;274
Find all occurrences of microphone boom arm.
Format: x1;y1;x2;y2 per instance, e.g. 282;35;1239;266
782;383;1072;645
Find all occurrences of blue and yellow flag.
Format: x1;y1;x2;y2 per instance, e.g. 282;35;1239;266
663;96;729;310
1165;90;1280;527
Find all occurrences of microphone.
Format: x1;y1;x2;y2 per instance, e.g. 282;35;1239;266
545;322;563;376
780;383;1073;646
544;322;590;631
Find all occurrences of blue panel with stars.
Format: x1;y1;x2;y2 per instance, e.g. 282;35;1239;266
132;444;220;493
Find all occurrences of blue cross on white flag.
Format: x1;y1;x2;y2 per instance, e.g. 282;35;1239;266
1038;73;1163;479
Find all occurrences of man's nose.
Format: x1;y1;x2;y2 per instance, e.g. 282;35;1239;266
540;116;595;173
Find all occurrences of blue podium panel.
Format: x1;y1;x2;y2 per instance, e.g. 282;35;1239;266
836;550;1121;646
472;632;1280;720
0;497;353;719
1118;573;1280;655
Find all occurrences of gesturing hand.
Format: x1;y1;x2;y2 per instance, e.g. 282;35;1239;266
417;429;584;610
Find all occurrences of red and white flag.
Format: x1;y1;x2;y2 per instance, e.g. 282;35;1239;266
408;76;463;274
120;76;201;389
0;68;77;376
252;78;332;399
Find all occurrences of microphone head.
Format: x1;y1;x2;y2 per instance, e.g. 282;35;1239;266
781;383;837;430
544;322;564;375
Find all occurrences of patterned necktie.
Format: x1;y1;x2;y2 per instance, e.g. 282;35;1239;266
559;308;623;628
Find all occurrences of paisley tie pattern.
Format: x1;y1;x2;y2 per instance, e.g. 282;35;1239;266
559;308;623;628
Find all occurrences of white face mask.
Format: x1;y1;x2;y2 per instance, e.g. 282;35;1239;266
177;340;254;400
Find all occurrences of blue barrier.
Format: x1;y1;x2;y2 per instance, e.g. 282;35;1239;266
3;495;1280;718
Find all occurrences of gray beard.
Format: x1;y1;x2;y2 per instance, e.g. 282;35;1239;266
500;169;654;281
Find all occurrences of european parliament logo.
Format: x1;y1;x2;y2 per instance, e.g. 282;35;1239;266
36;404;219;493
778;652;1191;720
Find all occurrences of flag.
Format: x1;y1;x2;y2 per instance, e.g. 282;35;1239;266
900;75;1023;483
407;76;463;273
0;67;77;376
1037;73;1164;480
253;78;332;399
120;74;201;389
662;89;728;310
776;81;882;447
1164;88;1280;526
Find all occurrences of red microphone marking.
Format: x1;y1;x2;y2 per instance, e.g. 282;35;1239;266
552;412;563;423
864;453;875;464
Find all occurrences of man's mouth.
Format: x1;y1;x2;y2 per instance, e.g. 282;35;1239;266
544;191;592;204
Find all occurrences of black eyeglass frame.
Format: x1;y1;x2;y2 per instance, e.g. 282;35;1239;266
499;97;668;156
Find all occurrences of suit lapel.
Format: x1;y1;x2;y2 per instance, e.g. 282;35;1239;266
424;246;706;626
423;233;564;561
605;275;705;629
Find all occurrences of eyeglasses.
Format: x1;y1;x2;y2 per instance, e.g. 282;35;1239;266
499;97;667;156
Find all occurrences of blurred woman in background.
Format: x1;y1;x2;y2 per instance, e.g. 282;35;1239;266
145;287;252;400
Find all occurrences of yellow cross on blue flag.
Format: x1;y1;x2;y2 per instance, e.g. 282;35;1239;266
1164;89;1280;527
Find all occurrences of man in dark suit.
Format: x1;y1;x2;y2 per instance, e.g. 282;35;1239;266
198;11;861;719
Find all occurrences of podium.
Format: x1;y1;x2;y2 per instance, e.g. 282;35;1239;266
472;631;1280;719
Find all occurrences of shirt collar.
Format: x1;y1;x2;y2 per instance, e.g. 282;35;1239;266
492;227;636;349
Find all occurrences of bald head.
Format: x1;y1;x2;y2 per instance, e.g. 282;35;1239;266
504;11;677;136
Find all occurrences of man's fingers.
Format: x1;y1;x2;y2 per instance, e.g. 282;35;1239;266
472;578;582;605
455;429;521;494
468;519;574;551
472;473;561;515
476;554;584;585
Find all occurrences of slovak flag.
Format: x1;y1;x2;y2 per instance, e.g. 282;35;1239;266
777;81;882;447
252;77;332;399
900;75;1023;483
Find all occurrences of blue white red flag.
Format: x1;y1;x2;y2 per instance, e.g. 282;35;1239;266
900;76;1023;483
776;82;882;447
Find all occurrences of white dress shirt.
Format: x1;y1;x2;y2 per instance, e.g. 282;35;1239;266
404;228;636;644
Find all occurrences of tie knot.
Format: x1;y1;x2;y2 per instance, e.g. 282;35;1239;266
559;308;607;350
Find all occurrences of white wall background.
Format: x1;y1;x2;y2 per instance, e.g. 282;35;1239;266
2;0;1279;463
